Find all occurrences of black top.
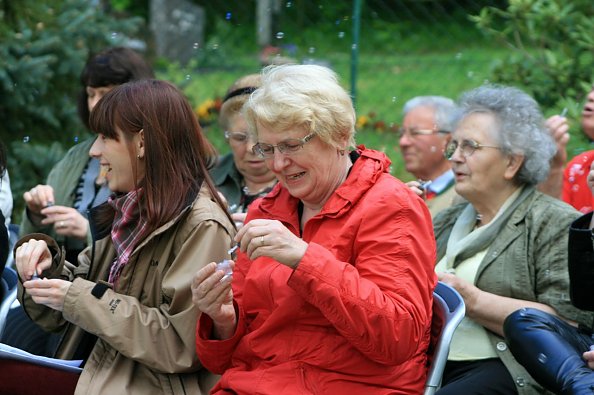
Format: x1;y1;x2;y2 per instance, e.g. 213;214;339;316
568;212;594;311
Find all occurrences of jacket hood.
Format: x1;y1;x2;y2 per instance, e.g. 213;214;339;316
257;146;391;224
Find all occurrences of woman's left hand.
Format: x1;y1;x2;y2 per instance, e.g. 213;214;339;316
437;271;481;316
40;205;89;240
23;278;72;311
236;219;308;269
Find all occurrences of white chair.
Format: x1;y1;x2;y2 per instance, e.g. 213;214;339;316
0;266;18;339
424;281;465;395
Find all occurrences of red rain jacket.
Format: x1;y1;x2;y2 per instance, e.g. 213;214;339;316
197;147;437;394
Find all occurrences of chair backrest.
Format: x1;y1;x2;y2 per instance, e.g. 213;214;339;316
5;223;20;270
0;266;18;339
424;281;465;395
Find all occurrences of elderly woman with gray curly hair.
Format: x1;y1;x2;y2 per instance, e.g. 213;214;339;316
432;85;591;395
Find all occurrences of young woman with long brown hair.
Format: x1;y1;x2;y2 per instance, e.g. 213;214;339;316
14;79;235;394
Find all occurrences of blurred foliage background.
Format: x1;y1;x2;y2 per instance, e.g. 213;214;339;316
2;0;594;223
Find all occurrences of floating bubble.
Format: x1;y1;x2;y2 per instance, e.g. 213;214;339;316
286;2;292;7
185;74;191;80
537;353;548;364
338;31;345;39
225;12;232;20
455;52;462;60
192;42;199;49
73;136;79;143
351;44;358;50
276;32;284;39
467;71;474;78
308;47;316;54
111;32;118;39
212;43;219;50
23;136;30;143
392;96;397;102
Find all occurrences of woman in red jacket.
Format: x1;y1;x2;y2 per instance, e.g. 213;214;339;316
192;64;437;394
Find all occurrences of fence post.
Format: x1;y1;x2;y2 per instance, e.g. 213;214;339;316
350;0;362;108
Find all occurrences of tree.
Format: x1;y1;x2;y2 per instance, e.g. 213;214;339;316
0;0;144;145
472;0;594;112
0;0;144;222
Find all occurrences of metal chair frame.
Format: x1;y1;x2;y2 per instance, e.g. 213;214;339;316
424;281;466;395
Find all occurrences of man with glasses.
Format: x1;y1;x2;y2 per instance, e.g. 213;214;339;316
398;96;462;216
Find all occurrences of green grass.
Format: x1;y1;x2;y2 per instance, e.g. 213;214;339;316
158;43;506;182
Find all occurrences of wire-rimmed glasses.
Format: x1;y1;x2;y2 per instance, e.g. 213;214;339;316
252;132;316;158
444;139;501;160
398;127;449;139
224;131;252;145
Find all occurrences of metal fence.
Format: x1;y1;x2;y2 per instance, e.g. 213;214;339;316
181;0;508;133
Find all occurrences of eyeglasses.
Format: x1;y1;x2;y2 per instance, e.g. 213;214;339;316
398;127;449;139
252;132;316;158
444;139;501;160
225;131;252;144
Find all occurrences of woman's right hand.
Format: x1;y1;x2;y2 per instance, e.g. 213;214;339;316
23;184;56;214
191;262;236;340
14;239;53;281
40;205;90;240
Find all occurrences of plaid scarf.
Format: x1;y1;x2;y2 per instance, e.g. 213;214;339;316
107;188;148;285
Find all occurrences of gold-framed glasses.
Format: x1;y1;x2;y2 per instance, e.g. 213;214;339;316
398;127;449;139
252;132;316;158
444;139;501;160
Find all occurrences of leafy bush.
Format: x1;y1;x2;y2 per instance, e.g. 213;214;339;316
0;0;144;223
472;0;594;151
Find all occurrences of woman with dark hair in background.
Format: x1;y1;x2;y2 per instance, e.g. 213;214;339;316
14;79;234;394
20;47;154;264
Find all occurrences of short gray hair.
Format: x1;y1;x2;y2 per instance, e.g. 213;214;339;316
403;96;457;132
456;84;555;185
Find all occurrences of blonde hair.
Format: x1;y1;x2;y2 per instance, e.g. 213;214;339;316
244;64;356;149
219;73;262;131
